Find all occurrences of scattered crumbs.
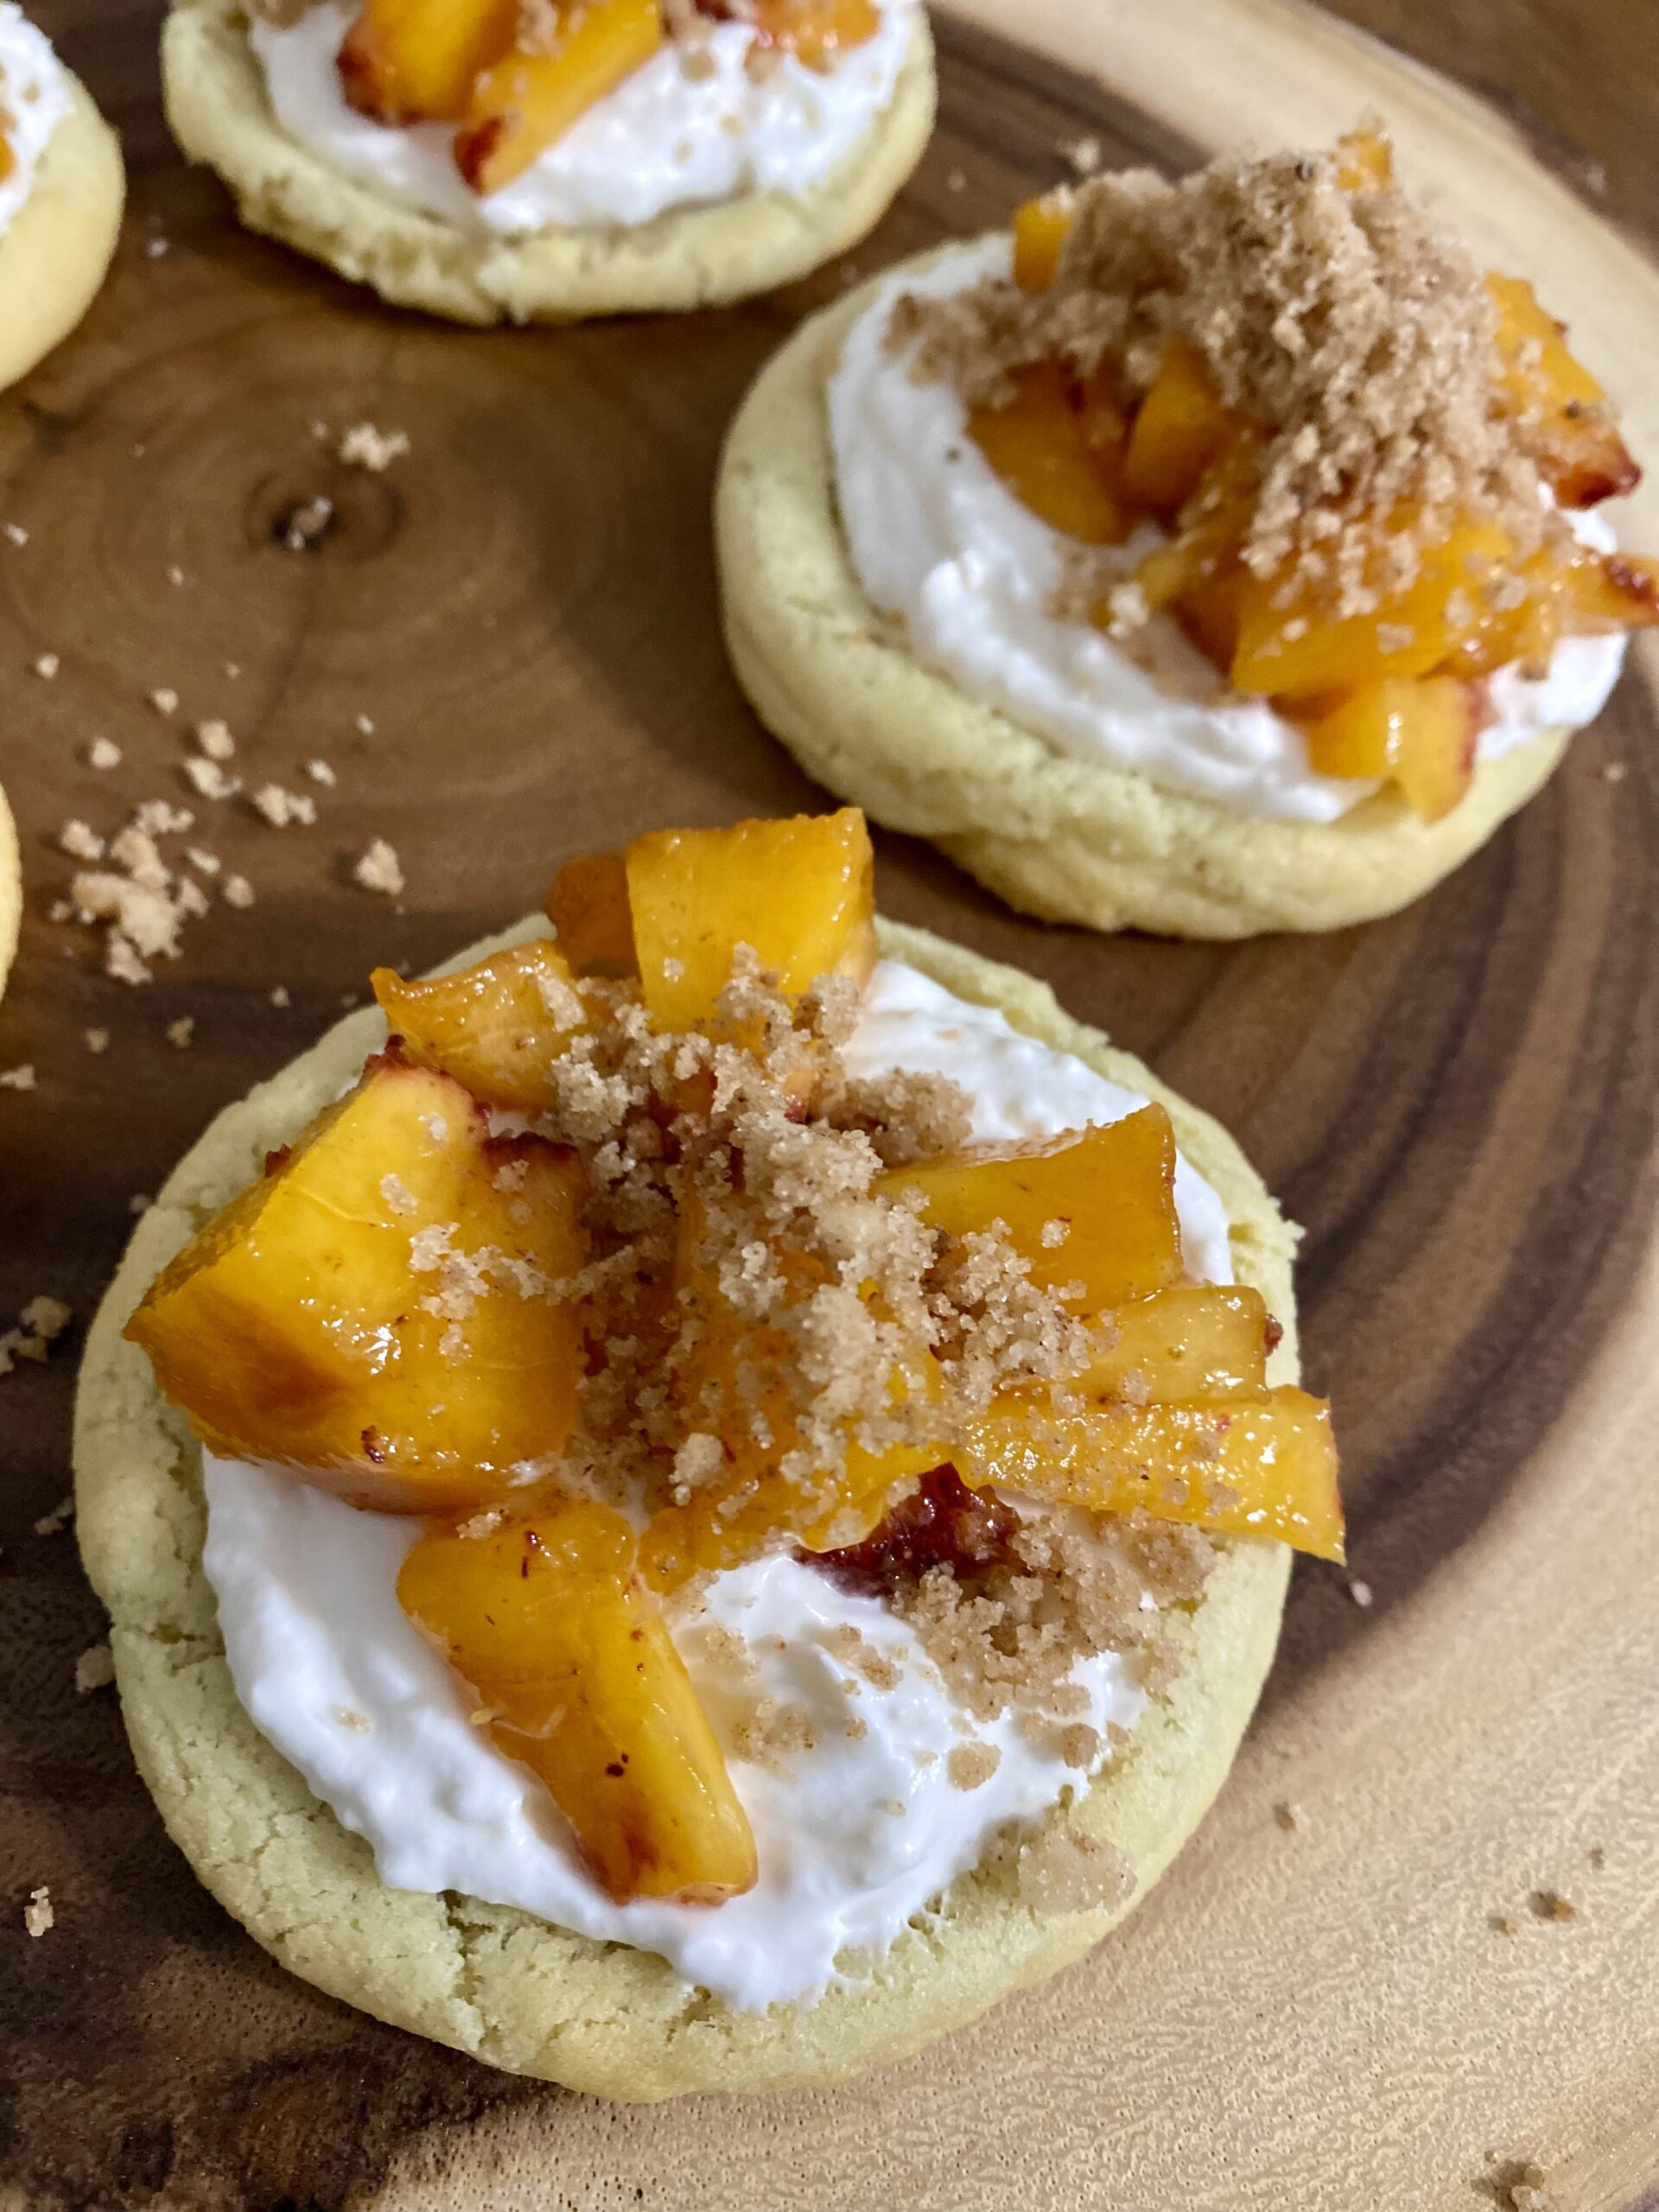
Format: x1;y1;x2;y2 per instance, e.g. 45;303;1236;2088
84;1027;109;1054
74;1643;115;1694
1483;2158;1554;2212
33;652;59;680
1588;1845;1605;1871
166;562;185;585
186;847;220;877
149;686;180;716
354;712;375;736
1062;131;1103;176
166;1016;195;1051
1347;1577;1374;1608
338;422;410;472
335;1707;373;1734
1604;760;1629;784
0;1064;36;1091
224;660;241;679
251;783;317;828
184;757;239;801
305;758;337;786
353;838;404;898
32;1493;74;1536
88;737;122;771
195;717;235;760
1529;1888;1578;1923
946;1742;1001;1791
3;522;27;546
270;985;290;1008
0;1298;74;1380
222;874;255;909
60;819;105;861
22;1887;54;1938
1489;1910;1519;1936
1273;1799;1306;1833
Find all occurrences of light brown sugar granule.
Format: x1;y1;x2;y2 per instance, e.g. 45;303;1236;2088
897;139;1562;613
338;422;410;472
0;1064;36;1091
75;1643;115;1694
353;839;404;897
728;1698;822;1775
946;1742;1001;1791
23;1887;54;1938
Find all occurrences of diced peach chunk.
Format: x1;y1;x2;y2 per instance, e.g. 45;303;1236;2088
372;940;588;1116
746;0;880;68
626;809;876;1033
1122;342;1235;515
874;1106;1183;1314
338;0;517;124
1302;676;1481;822
960;1386;1344;1561
1486;271;1639;508
125;1058;586;1512
399;1499;757;1904
544;849;637;978
1333;124;1394;193
969;362;1134;547
1230;520;1513;700
1012;188;1074;293
455;0;662;196
1063;1285;1274;1403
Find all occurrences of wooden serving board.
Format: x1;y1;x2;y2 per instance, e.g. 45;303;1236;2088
2;3;1656;2206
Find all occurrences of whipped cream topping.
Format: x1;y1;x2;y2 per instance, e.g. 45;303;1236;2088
201;959;1235;2012
251;0;913;237
0;3;71;239
827;239;1629;824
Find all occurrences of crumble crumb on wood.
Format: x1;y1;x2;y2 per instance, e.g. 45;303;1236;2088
148;687;179;716
338;422;410;472
1273;1799;1306;1832
166;562;185;584
166;1016;195;1050
1529;1888;1578;1923
130;1193;151;1215
33;652;59;680
1347;1577;1374;1607
1489;1910;1519;1936
22;1887;54;1937
1484;2158;1554;2212
75;1643;115;1694
60;820;104;861
305;759;337;786
3;522;27;546
1;1298;73;1379
33;1494;73;1535
353;839;404;897
222;874;255;909
84;1028;109;1054
88;737;121;770
0;1064;36;1091
251;783;317;828
1588;1845;1605;1870
355;712;375;735
184;757;239;802
270;985;290;1008
194;718;235;760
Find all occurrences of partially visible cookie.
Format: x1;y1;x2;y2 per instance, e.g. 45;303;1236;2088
0;72;124;393
162;0;936;326
0;782;20;998
76;914;1294;2099
715;275;1571;941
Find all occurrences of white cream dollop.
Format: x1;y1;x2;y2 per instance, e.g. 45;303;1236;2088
201;960;1233;2012
251;1;913;237
0;3;71;239
827;239;1628;824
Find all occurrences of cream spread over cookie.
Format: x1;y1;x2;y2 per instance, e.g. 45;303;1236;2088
202;960;1233;2011
251;0;914;236
827;240;1627;824
0;3;71;238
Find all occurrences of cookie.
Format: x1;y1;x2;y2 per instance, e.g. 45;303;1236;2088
0;73;124;393
76;916;1294;2097
162;0;936;326
715;268;1573;940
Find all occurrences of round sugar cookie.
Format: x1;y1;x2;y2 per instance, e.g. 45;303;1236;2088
0;783;19;997
0;73;124;391
162;0;937;326
75;916;1295;2099
715;265;1575;940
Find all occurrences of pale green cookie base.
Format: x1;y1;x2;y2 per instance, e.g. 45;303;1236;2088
161;0;936;325
0;73;125;391
715;261;1575;939
75;916;1294;2100
0;783;20;998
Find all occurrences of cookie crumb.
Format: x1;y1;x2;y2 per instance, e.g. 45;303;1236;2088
3;522;27;546
305;758;337;786
1529;1888;1578;1923
74;1643;115;1694
166;561;185;584
22;1887;54;1938
33;652;59;680
32;1494;73;1535
1483;2158;1554;2212
1273;1799;1306;1833
0;1064;36;1091
148;687;179;716
166;1016;195;1051
222;874;255;909
1488;1910;1519;1936
338;422;410;472
88;737;121;771
1347;1577;1374;1608
353;838;404;898
251;783;317;829
354;712;375;735
270;985;290;1008
184;757;239;802
84;1027;110;1054
195;718;236;761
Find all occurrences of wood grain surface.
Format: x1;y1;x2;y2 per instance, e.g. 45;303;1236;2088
2;4;1656;2209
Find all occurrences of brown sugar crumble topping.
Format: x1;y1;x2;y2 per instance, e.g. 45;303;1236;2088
893;139;1577;616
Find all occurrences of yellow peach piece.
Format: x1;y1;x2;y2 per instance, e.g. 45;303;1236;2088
626;808;876;1033
969;362;1133;547
1063;1285;1274;1403
456;0;662;197
1333;124;1394;192
125;1058;586;1512
1303;676;1481;823
544;849;638;978
1012;188;1074;294
1486;270;1639;509
1122;342;1235;515
399;1500;757;1904
874;1106;1183;1314
961;1387;1344;1562
338;0;517;124
372;941;588;1116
